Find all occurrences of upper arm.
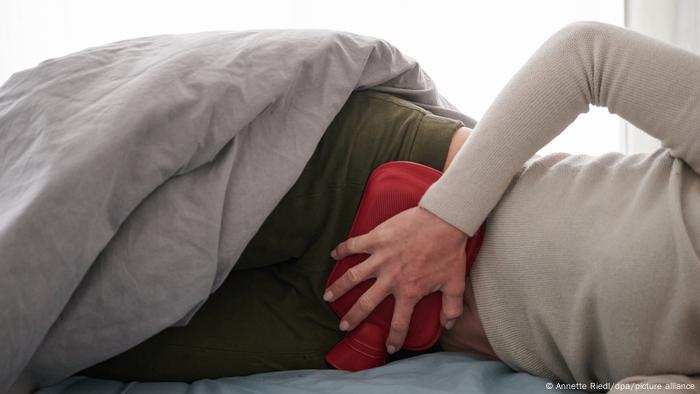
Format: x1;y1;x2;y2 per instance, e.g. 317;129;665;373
559;22;700;172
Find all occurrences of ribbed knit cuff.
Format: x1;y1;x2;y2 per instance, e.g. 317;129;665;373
418;179;486;237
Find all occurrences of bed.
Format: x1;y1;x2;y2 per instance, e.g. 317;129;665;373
38;353;585;394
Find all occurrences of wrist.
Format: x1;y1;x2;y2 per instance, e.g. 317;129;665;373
417;205;468;242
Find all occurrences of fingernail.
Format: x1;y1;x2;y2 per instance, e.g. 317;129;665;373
339;320;349;331
330;249;338;259
323;290;333;301
387;345;396;354
445;319;456;330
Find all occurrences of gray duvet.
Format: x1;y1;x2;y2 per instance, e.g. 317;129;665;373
0;30;474;391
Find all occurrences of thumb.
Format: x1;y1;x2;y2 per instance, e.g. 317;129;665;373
440;278;465;329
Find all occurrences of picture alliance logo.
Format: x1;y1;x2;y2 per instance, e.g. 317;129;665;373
545;381;696;391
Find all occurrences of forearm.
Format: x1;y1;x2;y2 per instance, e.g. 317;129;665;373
420;21;700;235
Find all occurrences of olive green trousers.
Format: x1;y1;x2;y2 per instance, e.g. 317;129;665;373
82;90;462;381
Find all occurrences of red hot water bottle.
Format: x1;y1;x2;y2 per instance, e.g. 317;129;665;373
325;161;486;372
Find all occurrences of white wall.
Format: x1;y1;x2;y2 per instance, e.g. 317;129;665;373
624;0;700;153
0;0;624;155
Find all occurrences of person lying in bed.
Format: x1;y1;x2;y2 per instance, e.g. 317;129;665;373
83;22;699;393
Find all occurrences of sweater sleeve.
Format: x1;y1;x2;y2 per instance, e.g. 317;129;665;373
419;21;700;235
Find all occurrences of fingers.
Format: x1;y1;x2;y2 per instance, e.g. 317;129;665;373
324;255;382;302
440;279;465;330
338;279;391;332
385;297;417;354
330;232;377;260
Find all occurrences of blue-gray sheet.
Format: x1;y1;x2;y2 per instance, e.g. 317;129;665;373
38;353;586;394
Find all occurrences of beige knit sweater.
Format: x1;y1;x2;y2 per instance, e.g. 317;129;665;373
419;22;700;392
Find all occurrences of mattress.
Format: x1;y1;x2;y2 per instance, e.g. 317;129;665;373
37;352;585;394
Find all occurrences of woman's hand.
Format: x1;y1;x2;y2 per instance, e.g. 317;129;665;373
324;205;468;354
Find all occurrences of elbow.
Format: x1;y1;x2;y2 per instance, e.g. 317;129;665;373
549;20;613;51
558;21;610;37
545;21;619;106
